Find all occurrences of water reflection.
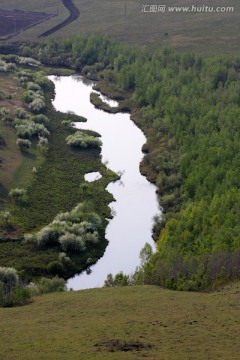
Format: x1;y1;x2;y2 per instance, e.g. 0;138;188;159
49;75;160;290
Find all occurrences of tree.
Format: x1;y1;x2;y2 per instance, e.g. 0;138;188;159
104;272;131;287
139;243;153;267
0;267;21;307
132;243;153;285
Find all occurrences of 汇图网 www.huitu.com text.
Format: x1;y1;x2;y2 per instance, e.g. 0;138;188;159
141;4;234;13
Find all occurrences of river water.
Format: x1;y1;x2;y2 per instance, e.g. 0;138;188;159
49;75;160;290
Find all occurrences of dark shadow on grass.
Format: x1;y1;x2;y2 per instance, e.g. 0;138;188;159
22;152;36;160
0;183;9;198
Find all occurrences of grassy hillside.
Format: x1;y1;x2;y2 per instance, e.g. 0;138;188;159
0;283;240;359
0;0;240;56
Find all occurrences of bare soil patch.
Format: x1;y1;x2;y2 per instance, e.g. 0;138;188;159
94;339;152;353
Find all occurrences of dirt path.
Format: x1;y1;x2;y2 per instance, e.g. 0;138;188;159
39;0;80;38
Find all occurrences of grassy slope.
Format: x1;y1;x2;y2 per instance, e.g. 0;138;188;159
0;0;239;56
0;283;240;359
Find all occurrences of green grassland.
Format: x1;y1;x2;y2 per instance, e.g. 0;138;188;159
0;0;240;56
0;282;240;359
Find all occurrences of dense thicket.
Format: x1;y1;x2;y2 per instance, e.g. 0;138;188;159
1;36;240;289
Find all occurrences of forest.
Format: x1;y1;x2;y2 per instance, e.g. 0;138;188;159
1;34;240;298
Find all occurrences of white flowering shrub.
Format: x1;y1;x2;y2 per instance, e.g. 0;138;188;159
66;132;102;149
16;122;35;138
0;60;16;72
24;203;101;253
28;98;45;113
16;121;49;139
37;136;48;152
59;233;86;252
17;57;41;67
16;138;31;151
34;124;50;137
14;107;29;119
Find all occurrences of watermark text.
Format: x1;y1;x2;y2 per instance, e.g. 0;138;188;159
141;4;234;13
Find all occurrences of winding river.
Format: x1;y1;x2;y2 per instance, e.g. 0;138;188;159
49;75;160;290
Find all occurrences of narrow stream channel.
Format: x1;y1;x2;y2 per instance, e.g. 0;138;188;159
49;75;160;290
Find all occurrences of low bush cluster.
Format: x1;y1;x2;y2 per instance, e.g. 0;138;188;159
66;131;102;149
25;203;102;255
1;71;50;153
16;70;33;83
12;105;50;152
0;265;66;307
27;276;66;296
17;56;41;67
0;59;16;72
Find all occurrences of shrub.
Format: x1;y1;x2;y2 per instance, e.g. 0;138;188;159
12;287;31;306
17;57;41;67
0;106;10;118
34;72;51;88
58;252;71;264
14;107;29;119
0;60;16;72
17;71;32;83
34;124;50;137
16;122;49;140
37;277;66;294
27;82;41;91
16;123;35;138
0;266;19;289
47;261;64;276
16;138;31;151
36;226;61;247
59;233;86;252
9;188;27;203
27;282;40;297
23;89;44;104
32;114;49;124
66;132;102;149
38;136;48;152
28;98;45;113
25;203;102;255
84;231;99;244
0;211;11;227
24;233;37;244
